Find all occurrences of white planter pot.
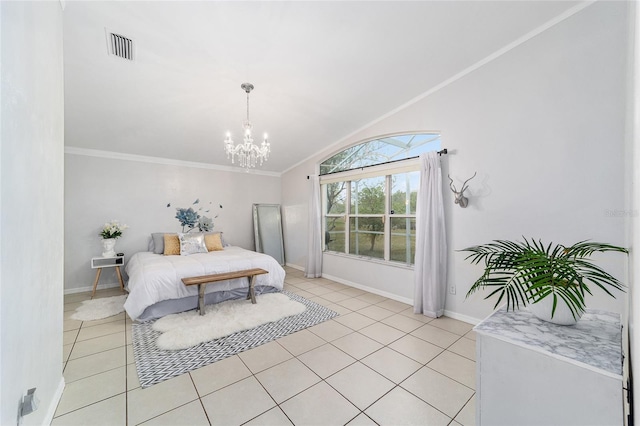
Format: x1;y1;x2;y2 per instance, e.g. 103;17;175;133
528;296;583;326
102;238;117;258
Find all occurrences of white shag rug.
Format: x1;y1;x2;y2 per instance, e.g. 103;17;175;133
71;295;127;321
153;293;306;350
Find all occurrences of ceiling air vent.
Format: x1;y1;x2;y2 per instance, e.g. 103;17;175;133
108;32;134;61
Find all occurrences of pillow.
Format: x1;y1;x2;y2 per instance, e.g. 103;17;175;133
163;234;181;256
204;233;224;251
178;232;208;256
152;233;170;254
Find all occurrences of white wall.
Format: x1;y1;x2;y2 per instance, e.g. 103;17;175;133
1;2;65;424
64;153;281;292
281;1;630;323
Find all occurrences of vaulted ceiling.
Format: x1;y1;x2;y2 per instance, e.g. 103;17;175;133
63;1;580;173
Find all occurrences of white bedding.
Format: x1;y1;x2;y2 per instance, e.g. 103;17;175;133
124;246;285;321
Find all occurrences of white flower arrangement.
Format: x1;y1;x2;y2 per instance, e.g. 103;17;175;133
100;220;129;239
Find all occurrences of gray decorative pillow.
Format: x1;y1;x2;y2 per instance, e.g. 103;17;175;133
151;233;170;255
178;232;208;256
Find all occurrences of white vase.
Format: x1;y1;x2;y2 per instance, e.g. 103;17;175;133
102;238;117;258
528;296;584;326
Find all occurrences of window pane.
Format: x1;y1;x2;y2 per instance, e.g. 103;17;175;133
390;217;416;264
325;216;345;252
351;176;385;214
349;217;384;259
325;182;347;215
391;171;419;215
320;133;441;175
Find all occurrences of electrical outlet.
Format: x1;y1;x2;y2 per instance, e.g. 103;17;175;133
449;285;456;295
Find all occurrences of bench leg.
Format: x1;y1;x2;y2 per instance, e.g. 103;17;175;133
247;275;257;304
198;283;206;315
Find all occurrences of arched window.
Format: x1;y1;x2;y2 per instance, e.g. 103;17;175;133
320;133;441;265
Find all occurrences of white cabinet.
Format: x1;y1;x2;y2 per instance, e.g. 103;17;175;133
475;308;623;426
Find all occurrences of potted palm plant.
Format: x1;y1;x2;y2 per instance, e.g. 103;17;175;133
463;238;627;325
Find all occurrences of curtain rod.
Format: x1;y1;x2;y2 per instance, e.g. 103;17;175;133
308;148;449;179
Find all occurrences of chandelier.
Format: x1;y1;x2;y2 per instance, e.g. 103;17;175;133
224;83;271;169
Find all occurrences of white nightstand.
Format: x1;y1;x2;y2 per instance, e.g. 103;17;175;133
91;255;125;297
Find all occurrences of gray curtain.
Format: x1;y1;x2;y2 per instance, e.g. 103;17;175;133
413;152;447;317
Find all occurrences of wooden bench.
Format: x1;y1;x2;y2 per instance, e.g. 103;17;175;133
181;268;269;316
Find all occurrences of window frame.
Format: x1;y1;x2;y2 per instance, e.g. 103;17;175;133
321;158;420;266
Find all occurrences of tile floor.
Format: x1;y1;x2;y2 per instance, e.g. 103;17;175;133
56;267;476;425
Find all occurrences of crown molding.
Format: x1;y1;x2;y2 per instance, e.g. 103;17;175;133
64;146;282;177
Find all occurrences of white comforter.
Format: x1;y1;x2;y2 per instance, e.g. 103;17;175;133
123;246;285;321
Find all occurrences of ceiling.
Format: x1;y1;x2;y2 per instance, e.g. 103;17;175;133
63;1;581;173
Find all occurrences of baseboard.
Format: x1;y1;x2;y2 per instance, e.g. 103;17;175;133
320;272;413;306
285;263;305;272
64;282;121;295
443;309;482;325
44;377;65;425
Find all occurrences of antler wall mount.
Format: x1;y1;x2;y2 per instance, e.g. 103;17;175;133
448;172;477;208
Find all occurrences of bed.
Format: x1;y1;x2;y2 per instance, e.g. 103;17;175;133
123;246;286;321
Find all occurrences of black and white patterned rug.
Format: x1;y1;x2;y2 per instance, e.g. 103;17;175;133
132;291;338;388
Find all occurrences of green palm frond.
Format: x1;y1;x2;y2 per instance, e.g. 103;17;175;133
463;238;627;320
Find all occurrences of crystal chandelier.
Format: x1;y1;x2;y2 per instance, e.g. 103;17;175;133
224;83;271;169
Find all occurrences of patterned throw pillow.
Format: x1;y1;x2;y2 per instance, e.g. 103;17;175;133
178;233;208;256
204;233;224;251
163;234;181;256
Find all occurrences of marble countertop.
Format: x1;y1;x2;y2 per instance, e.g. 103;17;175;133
474;307;622;377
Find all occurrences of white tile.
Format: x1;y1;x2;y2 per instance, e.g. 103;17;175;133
280;381;359;426
76;320;126;342
237;341;293;373
127;373;199;425
326;303;352;315
359;322;405;345
63;344;73;363
64;347;126;383
307;296;333;307
326;362;395;410
321;291;354;303
64;329;79;346
64;318;83;332
427;350;476;389
81;312;126;327
55;367;126;417
276;329;325;356
68;332;126;360
464;330;477;341
429;316;474;336
381;314;425;333
140;400;210;426
411;324;460;348
337;297;371;311
201;376;276;425
365;387;451;426
190;355;252;396
388;335;444;364
298;343;356;378
332;332;383;360
375;299;411;313
356;293;388;304
307;319;353;342
339;288;367;297
361;347;422;384
449;337;476;361
306;285;335;296
455;395;476;426
347;413;379;425
358;305;395;321
52;393;125;426
256;358;320;403
64;301;83;312
333;312;377;331
127;363;140;391
401;366;474;418
244;407;293;425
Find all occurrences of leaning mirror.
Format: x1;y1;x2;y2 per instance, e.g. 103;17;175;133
252;204;285;265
